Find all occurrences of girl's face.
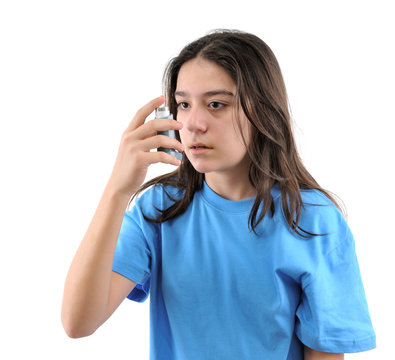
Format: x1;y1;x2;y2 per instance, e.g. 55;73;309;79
176;57;252;178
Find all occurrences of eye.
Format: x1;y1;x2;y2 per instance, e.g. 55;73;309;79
209;101;225;110
177;102;189;110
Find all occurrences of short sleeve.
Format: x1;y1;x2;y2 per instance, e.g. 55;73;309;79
112;195;157;303
295;227;376;352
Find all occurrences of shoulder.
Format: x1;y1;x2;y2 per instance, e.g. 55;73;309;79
272;186;344;225
300;187;335;207
300;188;345;228
139;183;185;202
130;183;185;217
281;188;350;248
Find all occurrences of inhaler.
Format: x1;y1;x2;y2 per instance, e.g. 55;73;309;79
155;105;183;161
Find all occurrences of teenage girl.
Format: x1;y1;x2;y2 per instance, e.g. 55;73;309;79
62;30;376;359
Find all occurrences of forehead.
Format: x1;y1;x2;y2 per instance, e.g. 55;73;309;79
176;57;236;95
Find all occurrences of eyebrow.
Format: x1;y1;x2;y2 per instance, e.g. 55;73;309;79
174;89;234;98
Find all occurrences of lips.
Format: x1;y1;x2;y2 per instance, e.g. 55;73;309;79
190;143;213;149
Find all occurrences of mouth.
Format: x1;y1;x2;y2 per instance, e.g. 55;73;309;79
190;143;213;149
189;145;212;155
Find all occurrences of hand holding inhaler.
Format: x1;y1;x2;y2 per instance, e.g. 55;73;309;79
107;96;184;197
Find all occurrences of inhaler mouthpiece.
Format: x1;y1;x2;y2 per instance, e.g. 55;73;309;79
155;106;171;119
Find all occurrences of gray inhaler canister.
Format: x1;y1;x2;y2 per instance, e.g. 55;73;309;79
155;105;183;161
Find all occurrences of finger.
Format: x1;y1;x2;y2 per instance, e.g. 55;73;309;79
143;150;182;167
126;96;165;132
134;118;183;140
141;134;184;153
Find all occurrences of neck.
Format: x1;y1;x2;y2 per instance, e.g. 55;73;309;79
204;173;257;201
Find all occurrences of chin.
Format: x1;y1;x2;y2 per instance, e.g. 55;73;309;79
190;165;212;174
188;160;214;174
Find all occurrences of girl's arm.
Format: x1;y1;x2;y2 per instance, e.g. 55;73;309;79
304;346;344;360
61;96;184;338
61;186;136;338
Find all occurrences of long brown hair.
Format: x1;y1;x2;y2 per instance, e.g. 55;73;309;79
132;29;344;237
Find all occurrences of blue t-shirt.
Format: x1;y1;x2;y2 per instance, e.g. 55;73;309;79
112;181;375;359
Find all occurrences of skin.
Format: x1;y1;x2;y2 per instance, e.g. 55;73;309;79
305;347;344;360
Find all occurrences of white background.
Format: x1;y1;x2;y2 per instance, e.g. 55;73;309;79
0;0;393;358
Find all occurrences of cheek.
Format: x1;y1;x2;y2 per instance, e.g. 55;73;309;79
178;128;187;144
176;114;185;132
223;125;247;148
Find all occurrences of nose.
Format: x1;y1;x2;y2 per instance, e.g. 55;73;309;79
182;105;208;134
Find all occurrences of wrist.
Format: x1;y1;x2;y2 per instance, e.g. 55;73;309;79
103;182;133;207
